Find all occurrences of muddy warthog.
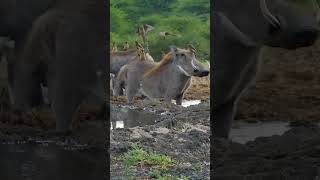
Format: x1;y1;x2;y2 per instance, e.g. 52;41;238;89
212;0;320;138
12;0;107;132
122;46;209;104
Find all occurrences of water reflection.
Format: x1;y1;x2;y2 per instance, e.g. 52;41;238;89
172;100;201;107
0;143;105;179
230;121;290;144
111;107;159;129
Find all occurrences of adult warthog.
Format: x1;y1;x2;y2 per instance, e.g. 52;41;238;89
110;49;154;75
212;0;320;138
121;46;209;104
110;44;154;96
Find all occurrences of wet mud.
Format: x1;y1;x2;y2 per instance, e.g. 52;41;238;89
214;124;320;180
110;77;210;179
215;41;320;179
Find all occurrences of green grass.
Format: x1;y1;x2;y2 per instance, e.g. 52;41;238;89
121;144;189;179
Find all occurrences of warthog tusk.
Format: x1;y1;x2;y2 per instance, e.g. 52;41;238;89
177;65;191;76
260;0;281;29
191;60;199;71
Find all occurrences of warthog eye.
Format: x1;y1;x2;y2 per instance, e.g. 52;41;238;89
181;54;185;57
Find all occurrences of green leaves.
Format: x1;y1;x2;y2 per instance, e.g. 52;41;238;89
110;0;210;62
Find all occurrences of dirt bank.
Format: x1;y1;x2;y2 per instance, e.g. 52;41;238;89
110;100;210;179
214;123;320;180
238;40;320;122
215;40;320;180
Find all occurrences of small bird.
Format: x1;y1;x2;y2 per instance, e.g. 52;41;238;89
123;41;129;51
135;42;147;61
136;24;154;36
159;31;176;39
135;41;143;49
111;42;118;52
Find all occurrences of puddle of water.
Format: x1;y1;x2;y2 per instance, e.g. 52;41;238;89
172;100;201;107
111;107;160;129
0;143;105;179
110;99;202;130
230;121;290;144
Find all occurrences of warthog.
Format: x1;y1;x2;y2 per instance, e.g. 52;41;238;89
12;0;107;132
112;44;150;96
110;49;154;75
122;45;209;104
110;73;115;92
110;44;154;96
212;0;320;138
112;63;129;97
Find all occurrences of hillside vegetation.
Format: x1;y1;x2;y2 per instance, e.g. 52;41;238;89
110;0;210;61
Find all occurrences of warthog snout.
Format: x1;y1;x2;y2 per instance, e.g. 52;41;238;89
293;29;318;47
198;70;209;77
192;60;210;77
193;65;209;77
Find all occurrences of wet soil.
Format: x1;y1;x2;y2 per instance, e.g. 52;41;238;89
238;40;320;122
215;40;320;179
214;124;320;180
110;80;210;179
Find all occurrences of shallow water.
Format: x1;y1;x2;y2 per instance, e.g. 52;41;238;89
110;107;160;129
172;100;201;107
230;121;290;144
0;142;105;179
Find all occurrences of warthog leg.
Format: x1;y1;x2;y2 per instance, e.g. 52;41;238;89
175;93;184;105
213;100;236;138
125;76;141;104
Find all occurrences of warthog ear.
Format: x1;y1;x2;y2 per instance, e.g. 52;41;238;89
169;45;178;53
187;44;196;54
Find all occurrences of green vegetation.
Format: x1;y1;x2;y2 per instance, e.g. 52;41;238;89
110;0;210;61
121;144;189;179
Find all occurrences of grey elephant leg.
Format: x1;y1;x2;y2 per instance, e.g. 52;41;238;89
213;100;236;138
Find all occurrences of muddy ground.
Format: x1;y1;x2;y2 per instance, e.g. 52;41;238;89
110;76;210;179
214;41;320;179
238;40;320;123
213;124;320;180
110;40;320;179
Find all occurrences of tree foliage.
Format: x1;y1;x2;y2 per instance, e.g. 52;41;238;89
110;0;210;61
